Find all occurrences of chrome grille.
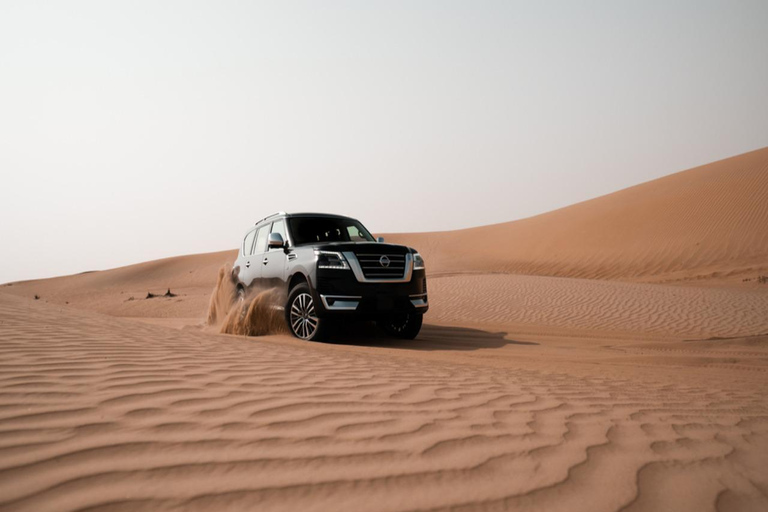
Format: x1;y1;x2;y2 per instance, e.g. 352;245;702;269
355;253;407;278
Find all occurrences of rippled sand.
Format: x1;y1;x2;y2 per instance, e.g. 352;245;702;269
2;148;768;511
1;291;767;512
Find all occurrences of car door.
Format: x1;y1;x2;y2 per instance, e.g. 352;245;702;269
236;228;258;286
261;219;288;288
248;225;270;288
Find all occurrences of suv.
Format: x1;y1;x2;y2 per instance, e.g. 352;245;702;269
234;212;428;341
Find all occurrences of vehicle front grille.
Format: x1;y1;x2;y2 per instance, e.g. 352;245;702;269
355;253;407;279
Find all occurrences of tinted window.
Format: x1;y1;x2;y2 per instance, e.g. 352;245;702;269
269;220;287;250
288;217;375;246
253;226;269;254
242;230;256;256
347;225;369;242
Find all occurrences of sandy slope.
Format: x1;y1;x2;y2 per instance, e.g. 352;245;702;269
5;148;768;318
1;293;767;512
4;148;768;317
389;147;768;282
2;148;768;510
2;249;237;319
426;273;768;339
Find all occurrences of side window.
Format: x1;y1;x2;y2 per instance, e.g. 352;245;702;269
253;226;269;254
347;225;367;242
242;230;256;256
269;220;287;250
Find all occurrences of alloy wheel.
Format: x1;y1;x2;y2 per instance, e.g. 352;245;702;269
290;293;319;339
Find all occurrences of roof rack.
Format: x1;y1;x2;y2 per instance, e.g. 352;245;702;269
255;211;287;226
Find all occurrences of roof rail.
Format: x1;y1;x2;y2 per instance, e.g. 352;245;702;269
255;211;286;226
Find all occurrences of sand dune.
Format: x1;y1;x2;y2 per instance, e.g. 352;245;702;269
2;149;768;510
3;249;235;319
1;293;766;512
390;147;768;282
5;148;768;320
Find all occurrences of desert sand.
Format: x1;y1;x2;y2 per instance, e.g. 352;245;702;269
1;148;768;511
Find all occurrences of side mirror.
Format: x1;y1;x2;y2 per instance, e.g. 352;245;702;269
377;236;385;243
268;232;285;249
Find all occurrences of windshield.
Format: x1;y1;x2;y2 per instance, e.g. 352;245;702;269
288;217;376;246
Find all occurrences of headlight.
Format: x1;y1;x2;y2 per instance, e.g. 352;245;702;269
413;252;425;270
315;250;349;270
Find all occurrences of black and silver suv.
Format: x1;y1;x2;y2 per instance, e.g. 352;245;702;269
234;212;428;341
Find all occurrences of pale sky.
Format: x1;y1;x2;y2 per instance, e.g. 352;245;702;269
1;1;767;284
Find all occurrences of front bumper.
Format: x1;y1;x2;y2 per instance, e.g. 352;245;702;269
314;268;428;318
320;293;428;312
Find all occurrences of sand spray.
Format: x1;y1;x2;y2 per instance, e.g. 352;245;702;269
206;264;287;336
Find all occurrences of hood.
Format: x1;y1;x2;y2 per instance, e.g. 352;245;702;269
311;241;412;255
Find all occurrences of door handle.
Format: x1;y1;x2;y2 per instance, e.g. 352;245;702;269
262;257;269;265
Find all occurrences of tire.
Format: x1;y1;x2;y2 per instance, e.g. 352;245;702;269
379;313;423;339
286;283;326;341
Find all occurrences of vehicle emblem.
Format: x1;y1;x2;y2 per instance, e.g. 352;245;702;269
379;255;390;268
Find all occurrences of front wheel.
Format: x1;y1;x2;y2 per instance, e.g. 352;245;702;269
379;313;423;339
286;283;326;341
